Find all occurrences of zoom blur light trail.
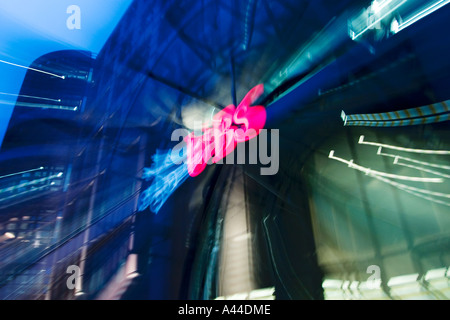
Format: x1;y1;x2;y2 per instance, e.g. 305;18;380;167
0;59;65;79
184;84;266;177
138;84;268;214
341;100;450;127
138;149;189;213
395;0;450;34
0;167;44;180
359;135;450;155
328;150;443;183
377;147;450;170
0;92;61;103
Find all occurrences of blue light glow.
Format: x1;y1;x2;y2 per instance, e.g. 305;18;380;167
0;0;133;149
138;149;190;214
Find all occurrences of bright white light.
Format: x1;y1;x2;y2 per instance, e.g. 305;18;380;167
387;274;419;287
391;18;400;33
328;150;443;183
0;92;61;103
424;268;447;281
377;147;450;170
0;185;50;203
340;110;347;125
352;0;407;40
372;0;394;14
374;175;449;198
0;173;63;194
126;272;139;279
397;0;450;33
0;99;80;111
215;287;275;300
0;59;65;79
4;232;15;239
248;287;275;299
0;167;45;180
322;279;344;289
359;135;450;155
372;174;450;207
323;266;450;300
372;0;381;13
394;160;450;179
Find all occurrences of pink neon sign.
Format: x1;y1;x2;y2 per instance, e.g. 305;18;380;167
184;84;266;177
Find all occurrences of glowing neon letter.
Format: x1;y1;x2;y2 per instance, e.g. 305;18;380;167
184;84;266;177
233;84;266;143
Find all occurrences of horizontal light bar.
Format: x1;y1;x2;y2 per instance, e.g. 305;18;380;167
329;150;443;182
0;167;44;180
359;135;450;155
0;59;65;79
0;92;61;103
0;173;63;194
395;160;450;179
373;174;450;199
377;147;450;170
397;0;450;33
0;184;52;203
0;99;78;111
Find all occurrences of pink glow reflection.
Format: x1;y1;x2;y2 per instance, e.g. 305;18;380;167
184;84;266;177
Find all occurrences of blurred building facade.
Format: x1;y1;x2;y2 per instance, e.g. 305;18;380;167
0;0;449;300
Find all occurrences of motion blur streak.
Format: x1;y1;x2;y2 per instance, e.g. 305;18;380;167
359;135;450;155
138;149;189;214
377;148;450;170
328;150;443;183
372;174;450;206
0;0;449;301
342;100;450;127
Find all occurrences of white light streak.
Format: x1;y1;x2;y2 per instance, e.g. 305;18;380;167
0;92;61;103
359;135;450;155
372;174;450;205
329;150;443;183
396;0;450;33
0;185;51;203
394;160;450;179
0;173;63;194
372;0;394;14
0;99;78;111
0;59;65;79
377;147;450;170
352;0;407;40
0;167;44;180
